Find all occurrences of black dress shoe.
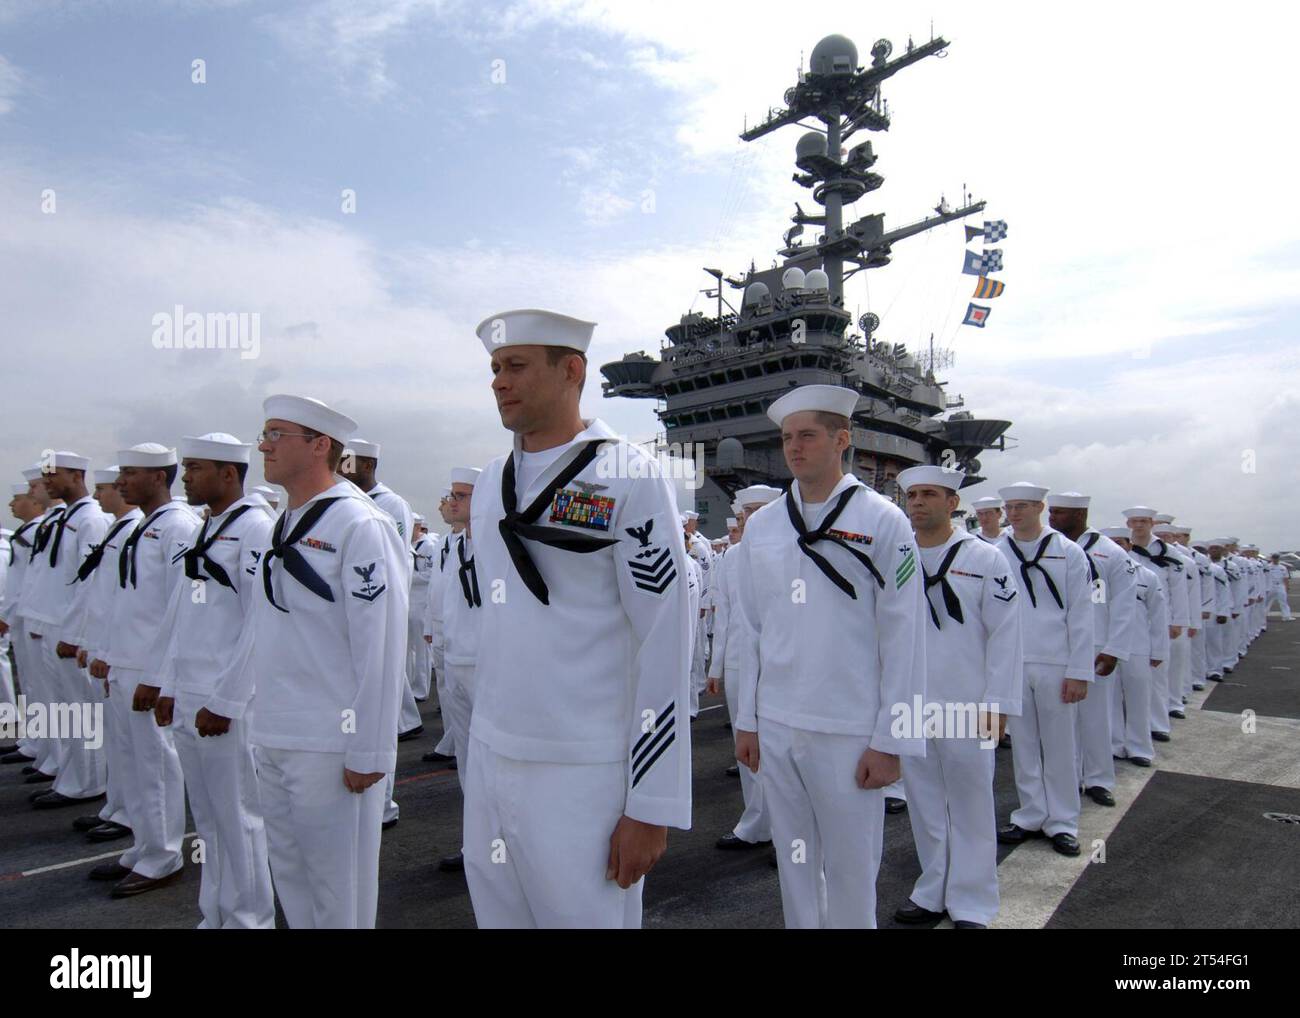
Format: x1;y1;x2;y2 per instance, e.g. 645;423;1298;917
0;743;18;755
893;902;945;924
725;764;740;777
87;822;133;842
421;750;455;763
1192;683;1205;691
953;920;987;929
89;861;131;881
1;750;35;765
382;817;398;830
1050;833;1081;856
21;765;39;775
110;868;183;899
885;797;908;815
715;833;770;851
996;824;1043;844
74;814;106;832
397;725;424;742
723;721;732;731
1207;673;1223;682
1169;710;1186;720
1128;757;1152;768
1084;786;1115;807
33;791;104;810
24;771;56;785
997;734;1011;750
438;851;465;873
1151;731;1171;743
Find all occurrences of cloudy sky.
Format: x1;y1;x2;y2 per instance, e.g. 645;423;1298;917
2;0;1297;547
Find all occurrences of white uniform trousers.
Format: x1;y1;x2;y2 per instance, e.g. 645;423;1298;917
0;636;14;712
1205;620;1225;676
406;613;431;700
1235;614;1248;658
688;615;706;718
1076;665;1116;791
254;745;385;929
1110;656;1155;761
1165;631;1189;713
46;643;106;800
1189;626;1207;687
1267;586;1292;620
432;659;456;756
1148;656;1173;736
463;736;642;929
722;668;769;843
442;661;475;793
881;778;906;801
758;716;884;929
8;621;40;760
92;671;130;829
384;660;424;825
902;736;998;926
172;690;274;929
19;629;59;775
1008;663;1080;838
108;667;185;880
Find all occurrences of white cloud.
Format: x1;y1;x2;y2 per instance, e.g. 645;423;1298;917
0;55;22;115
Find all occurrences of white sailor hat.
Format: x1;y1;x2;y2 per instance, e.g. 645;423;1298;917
413;513;425;524
970;495;1004;512
262;394;357;445
1242;543;1258;551
449;466;481;487
736;484;783;507
48;451;91;472
725;517;738;528
1206;538;1229;547
21;465;43;482
250;484;279;500
180;433;253;464
998;481;1049;503
731;500;743;515
1191;539;1209;549
1153;513;1175;524
1153;524;1176;536
1045;491;1090;509
1101;526;1130;540
92;467;119;485
10;482;29;495
1121;505;1158;520
117;443;178;468
476;308;596;354
897;464;965;493
346;439;381;460
682;510;699;521
766;384;860;427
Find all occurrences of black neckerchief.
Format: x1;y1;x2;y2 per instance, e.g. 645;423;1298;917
784;483;884;600
184;503;255;590
456;534;481;608
75;515;135;582
1005;532;1064;610
1079;531;1101;584
47;500;90;568
1133;539;1178;570
118;505;178;588
440;535;451;571
923;538;965;629
30;506;67;560
498;439;618;605
7;519;38;566
262;497;343;612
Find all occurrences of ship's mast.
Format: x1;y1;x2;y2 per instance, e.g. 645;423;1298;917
741;32;985;302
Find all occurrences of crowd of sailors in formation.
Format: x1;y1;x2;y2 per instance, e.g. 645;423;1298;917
0;309;1293;929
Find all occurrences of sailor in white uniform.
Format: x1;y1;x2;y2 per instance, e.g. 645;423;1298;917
1102;527;1167;767
706;484;780;852
3;465;67;782
422;495;461;765
1243;546;1267;638
209;395;409;928
1202;540;1233;679
409;516;437;701
152;433;276;929
971;495;1006;543
1175;528;1215;691
25;453;110;810
893;465;1022;929
342;437;418;829
994;482;1093;857
429;466;482;873
91;444;199;897
733;384;927;928
0;481;48;769
1219;540;1246;672
1045;492;1138;809
249;484;281;512
1266;553;1293;620
1122;507;1188;745
1153;519;1199;717
63;468;138;842
465;309;692;929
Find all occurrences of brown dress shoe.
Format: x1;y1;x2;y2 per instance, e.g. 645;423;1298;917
110;868;184;899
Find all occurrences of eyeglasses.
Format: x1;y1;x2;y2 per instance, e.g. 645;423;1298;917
258;429;318;444
447;492;471;502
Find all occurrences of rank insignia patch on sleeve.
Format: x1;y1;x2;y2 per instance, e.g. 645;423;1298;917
550;489;615;531
350;561;387;602
623;518;677;595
